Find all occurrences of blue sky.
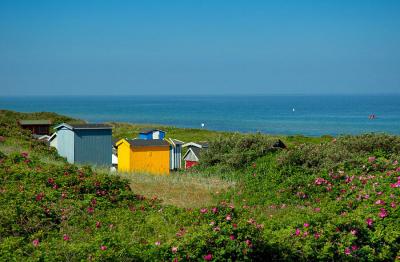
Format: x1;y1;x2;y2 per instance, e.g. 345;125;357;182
0;0;399;95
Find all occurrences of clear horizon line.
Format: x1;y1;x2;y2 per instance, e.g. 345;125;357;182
1;92;400;97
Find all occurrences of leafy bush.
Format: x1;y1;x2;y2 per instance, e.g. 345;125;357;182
200;134;279;170
0;150;270;261
278;134;400;171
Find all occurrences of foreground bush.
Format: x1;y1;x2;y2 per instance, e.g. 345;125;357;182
0;151;269;261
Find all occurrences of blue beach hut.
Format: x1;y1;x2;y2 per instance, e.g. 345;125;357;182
139;129;166;140
54;123;112;166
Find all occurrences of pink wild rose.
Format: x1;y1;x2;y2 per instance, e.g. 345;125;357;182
32;239;39;247
63;234;70;241
203;254;213;261
366;218;374;226
100;245;107;251
172;246;178;253
200;208;208;214
379;208;388;218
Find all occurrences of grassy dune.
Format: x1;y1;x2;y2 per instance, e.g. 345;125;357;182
1;109;399;261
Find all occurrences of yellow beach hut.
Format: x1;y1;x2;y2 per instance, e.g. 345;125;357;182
116;138;170;175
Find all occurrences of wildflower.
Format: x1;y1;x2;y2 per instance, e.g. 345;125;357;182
63;234;70;241
35;192;44;201
61;192;67;199
200;208;208;214
213;227;220;232
211;207;218;213
232;223;238;228
295;228;301;236
226;214;232;221
203;253;213;261
391;202;396;208
47;178;55;184
314;207;321;212
248;218;256;224
245;239;252;247
100;245;107;251
303;231;309;237
155;241;160;246
351;245;359;251
52;184;58;190
91;198;97;206
96;221;101;228
375;200;385;205
366;218;373;226
172;246;178;253
314;177;327;185
87;207;94;214
230;235;235;240
379;208;388;218
303;223;310;228
345;247;351;255
368;156;376;162
21;152;28;158
109;224;114;229
209;221;215;226
377;191;383;195
314;233;320;239
32;239;39;247
350;229;357;235
364;194;370;199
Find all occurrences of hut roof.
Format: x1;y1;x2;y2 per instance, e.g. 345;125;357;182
139;128;165;134
48;133;57;142
127;139;170;147
19;120;51;125
183;147;202;161
183;141;209;149
169;138;184;146
55;123;112;130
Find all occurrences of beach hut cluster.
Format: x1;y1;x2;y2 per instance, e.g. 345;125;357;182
20;119;206;175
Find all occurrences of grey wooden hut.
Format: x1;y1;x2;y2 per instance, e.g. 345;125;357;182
54;123;112;166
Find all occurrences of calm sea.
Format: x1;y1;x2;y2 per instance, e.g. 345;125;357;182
1;95;399;136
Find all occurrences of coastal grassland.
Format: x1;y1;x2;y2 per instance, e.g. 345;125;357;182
0;111;269;261
1;109;400;260
109;121;230;142
117;172;234;208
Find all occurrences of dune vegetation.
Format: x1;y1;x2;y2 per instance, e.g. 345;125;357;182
0;110;399;261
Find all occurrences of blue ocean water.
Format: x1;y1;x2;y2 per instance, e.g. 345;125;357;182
0;95;399;136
